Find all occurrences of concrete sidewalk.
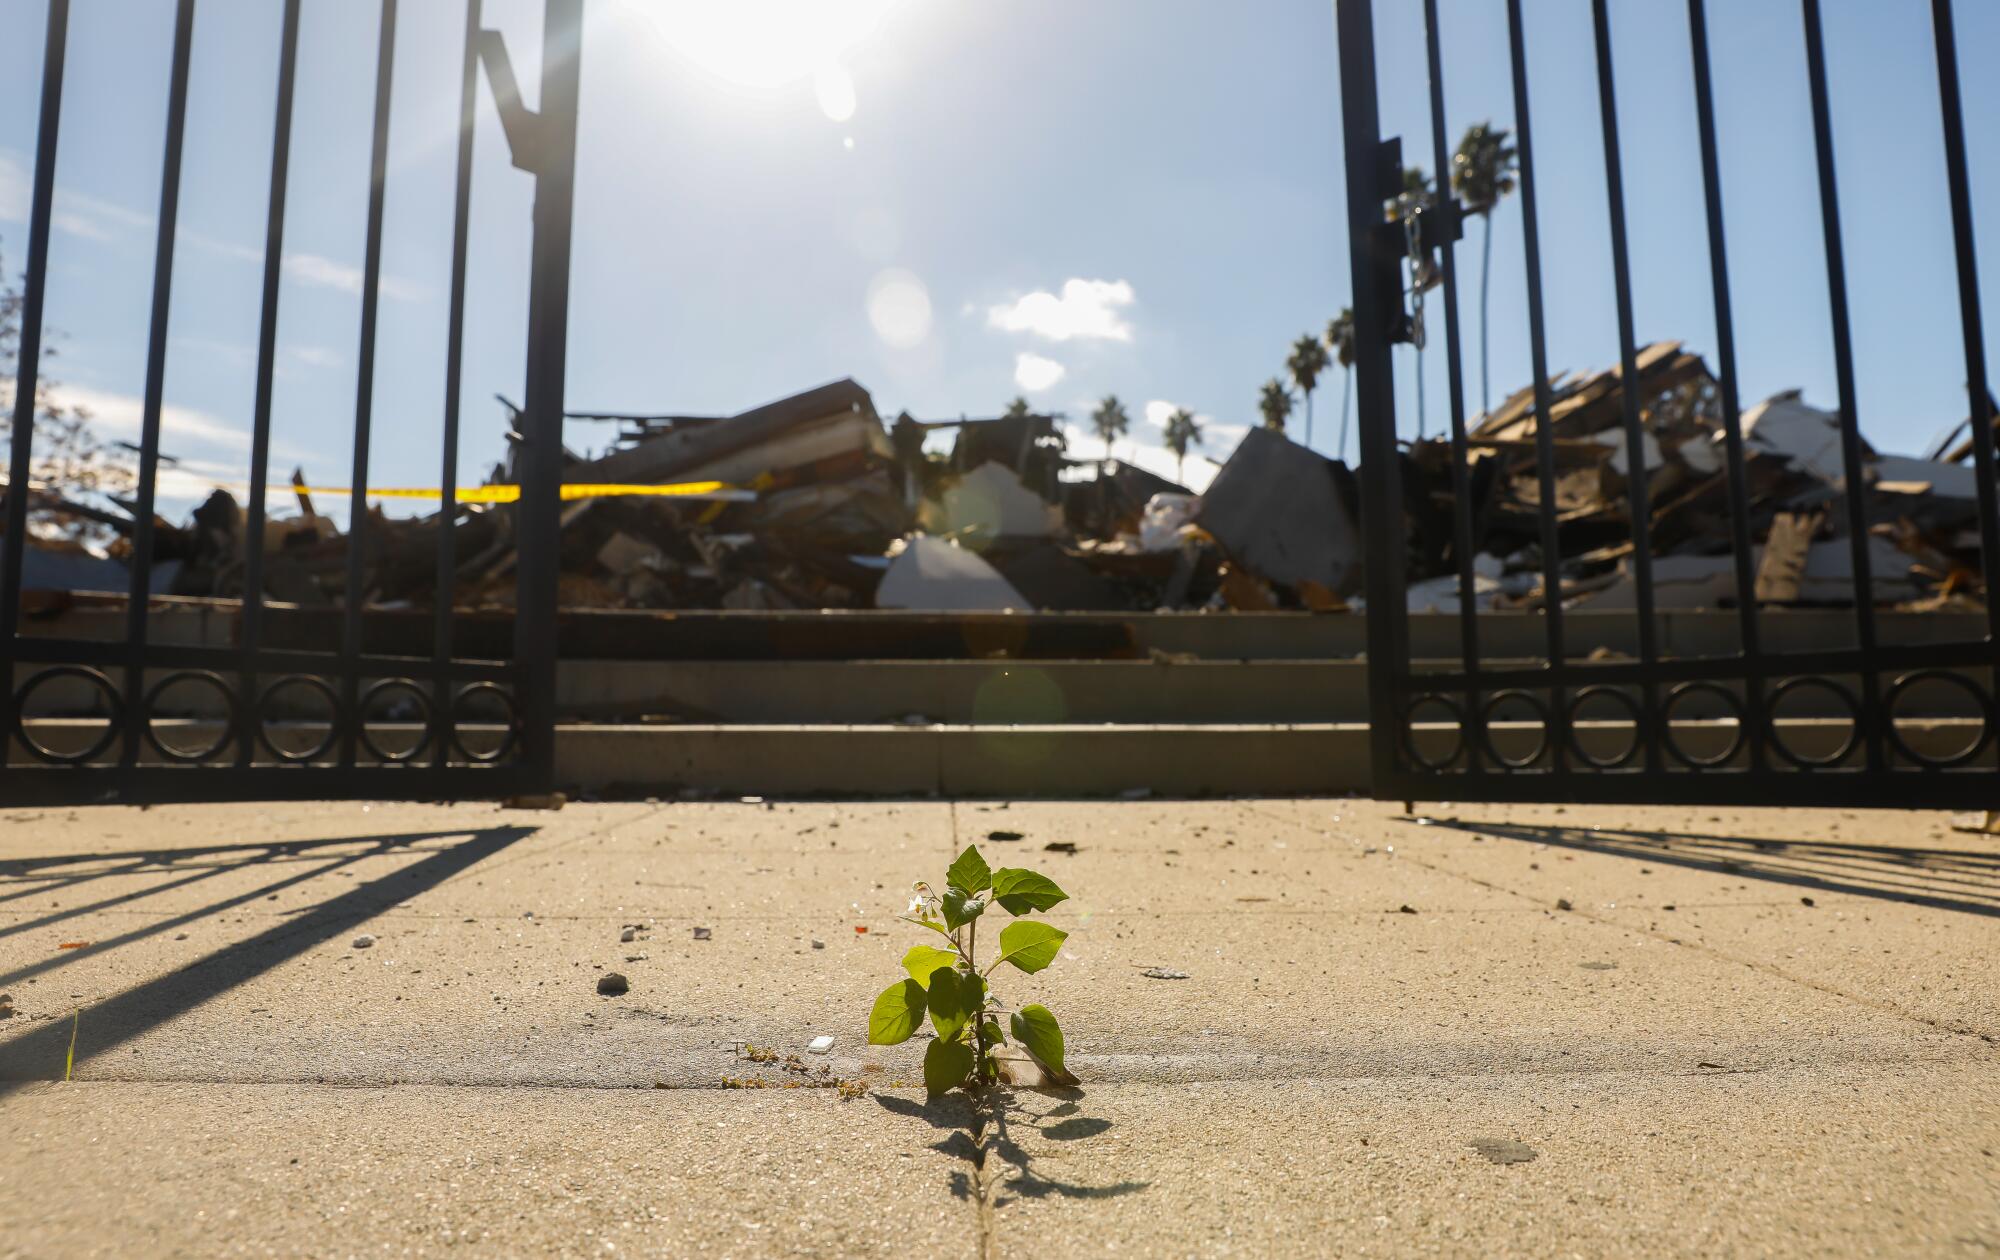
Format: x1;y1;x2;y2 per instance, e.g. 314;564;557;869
1;797;1995;1256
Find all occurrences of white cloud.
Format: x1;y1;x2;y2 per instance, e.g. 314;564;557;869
0;150;151;244
2;153;422;301
986;278;1135;342
1013;351;1066;393
37;382;249;453
281;252;426;302
286;345;343;370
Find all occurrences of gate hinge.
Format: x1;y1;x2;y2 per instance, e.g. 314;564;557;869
477;31;552;175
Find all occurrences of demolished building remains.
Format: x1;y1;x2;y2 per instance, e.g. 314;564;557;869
17;345;1992;615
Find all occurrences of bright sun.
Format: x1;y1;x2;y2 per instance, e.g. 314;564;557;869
632;0;901;116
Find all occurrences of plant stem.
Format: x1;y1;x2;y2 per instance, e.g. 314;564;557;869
970;918;986;1078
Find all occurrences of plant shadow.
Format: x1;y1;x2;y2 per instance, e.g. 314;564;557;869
874;1084;1148;1203
985;1087;1150;1203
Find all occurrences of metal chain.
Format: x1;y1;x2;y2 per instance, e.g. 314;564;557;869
1401;206;1428;352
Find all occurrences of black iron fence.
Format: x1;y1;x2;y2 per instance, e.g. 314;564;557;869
0;0;577;804
1337;0;2000;806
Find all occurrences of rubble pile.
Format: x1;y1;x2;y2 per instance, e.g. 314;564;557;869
1399;340;1993;614
22;346;1992;615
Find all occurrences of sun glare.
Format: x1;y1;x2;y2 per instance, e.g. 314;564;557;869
634;0;900;113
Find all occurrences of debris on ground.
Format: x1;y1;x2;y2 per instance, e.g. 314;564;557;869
596;972;629;996
806;1035;834;1054
692;926;712;941
1141;967;1190;980
351;935;375;949
23;353;1991;615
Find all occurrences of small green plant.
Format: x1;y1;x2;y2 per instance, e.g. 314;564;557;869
867;844;1075;1096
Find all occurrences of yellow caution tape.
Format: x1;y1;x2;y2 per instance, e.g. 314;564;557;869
288;480;747;504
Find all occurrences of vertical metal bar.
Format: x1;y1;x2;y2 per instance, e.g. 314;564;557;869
0;0;70;770
121;0;197;769
1334;0;1411;794
1685;0;1768;772
1503;0;1568;771
236;0;302;767
1800;0;1885;772
433;0;483;768
1588;0;1661;774
514;0;584;791
1420;0;1485;773
339;0;399;768
1929;0;2000;647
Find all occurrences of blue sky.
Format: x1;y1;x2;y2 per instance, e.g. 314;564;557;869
2;0;1997;526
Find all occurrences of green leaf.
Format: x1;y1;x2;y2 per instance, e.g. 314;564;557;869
995;920;1068;974
868;979;927;1045
945;845;992;895
923;1036;973;1097
941;888;985;931
926;967;974;1043
901;945;959;987
981;1019;1006;1045
991;868;1068;915
1010;1003;1078;1084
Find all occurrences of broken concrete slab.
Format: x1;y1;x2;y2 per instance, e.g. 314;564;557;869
874;535;1030;611
1196;427;1364;596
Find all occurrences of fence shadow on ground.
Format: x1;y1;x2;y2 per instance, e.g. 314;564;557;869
0;825;535;1092
1416;818;2000;918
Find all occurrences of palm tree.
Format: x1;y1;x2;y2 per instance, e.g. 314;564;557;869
1002;395;1033;419
1452;122;1518;420
1327;308;1356;463
1089;394;1130;465
1286;333;1330;448
1162;407;1203;481
1257;378;1294;433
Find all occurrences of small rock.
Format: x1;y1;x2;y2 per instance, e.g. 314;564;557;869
1398;904;1417;915
597;972;629;996
806;1035;834;1054
810;939;825;950
504;792;565;811
624;954;647;962
692;926;712;941
987;830;1024;842
620;928;637;943
1579;961;1617;971
173;933;188;941
1555;898;1573;912
1799;896;1815;907
1142;967;1190;980
351;935;376;949
1043;841;1079;855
